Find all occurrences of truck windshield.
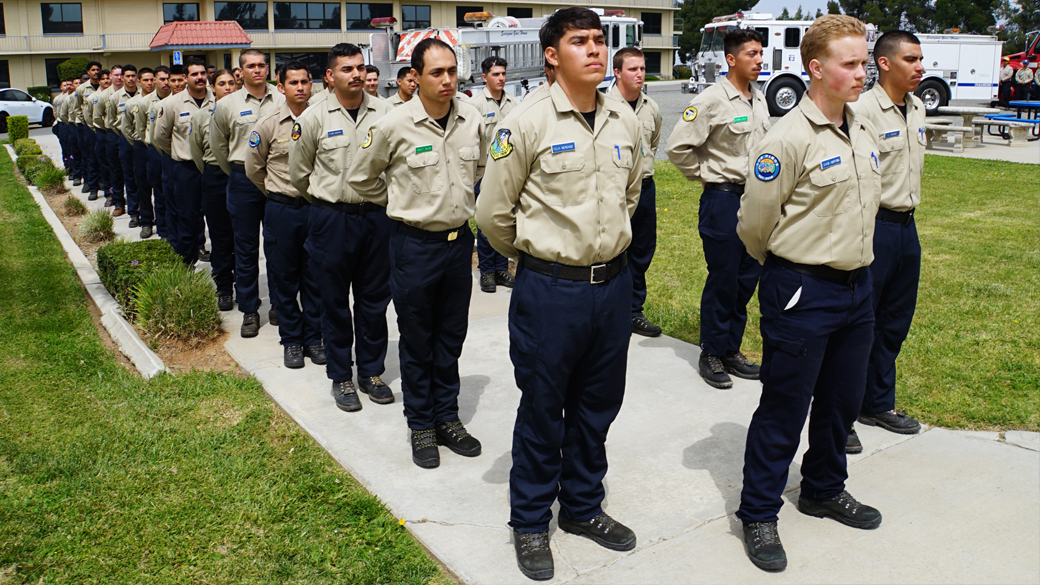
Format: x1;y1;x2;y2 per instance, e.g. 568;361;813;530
699;28;715;55
710;26;729;53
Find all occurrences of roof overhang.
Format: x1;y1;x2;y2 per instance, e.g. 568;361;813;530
150;21;253;51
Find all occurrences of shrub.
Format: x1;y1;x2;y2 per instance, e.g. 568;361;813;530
28;86;53;103
7;116;30;142
63;195;87;216
13;138;38;155
57;57;89;83
97;238;183;311
16;154;45;175
80;210;115;243
673;64;692;80
133;265;222;341
23;157;56;184
35;166;67;193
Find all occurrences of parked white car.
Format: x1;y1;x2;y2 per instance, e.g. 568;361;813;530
0;88;56;133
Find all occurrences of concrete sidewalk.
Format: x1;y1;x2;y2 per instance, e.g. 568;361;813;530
36;130;1040;584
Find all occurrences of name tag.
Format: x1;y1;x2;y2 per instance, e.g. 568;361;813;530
733;116;748;123
179;112;190;117
240;110;253;116
820;156;841;170
327;129;343;137
486;112;495;117
415;145;433;154
551;142;575;154
884;130;901;139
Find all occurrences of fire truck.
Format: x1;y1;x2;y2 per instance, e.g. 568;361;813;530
364;9;643;98
682;12;1002;116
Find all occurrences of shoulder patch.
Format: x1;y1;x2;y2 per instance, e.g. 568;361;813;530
361;130;373;149
158;108;164;118
248;131;261;148
489;128;513;160
291;122;301;141
682;106;698;122
754;154;780;182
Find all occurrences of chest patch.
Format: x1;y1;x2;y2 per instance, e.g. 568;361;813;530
179;112;190;117
327;129;343;137
551;142;575;154
820;156;841;170
733;116;748;123
240;110;253;116
884;130;901;139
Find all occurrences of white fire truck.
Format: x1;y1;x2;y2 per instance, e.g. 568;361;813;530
364;9;643;98
682;12;1002;116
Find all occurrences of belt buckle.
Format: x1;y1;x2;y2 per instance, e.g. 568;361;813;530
447;230;458;242
590;263;607;284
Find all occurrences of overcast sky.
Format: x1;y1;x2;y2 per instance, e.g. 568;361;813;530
748;0;830;19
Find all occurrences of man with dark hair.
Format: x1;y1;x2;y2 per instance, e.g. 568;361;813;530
110;64;138;222
54;80;74;181
468;55;517;294
206;64;217;85
124;67;157;238
386;66;417;106
157;64;187;246
212;48;285;337
476;7;643;580
290;44;391;406
142;65;172;239
610;46;664;338
364;64;381;97
666;28;770;389
348;37;487;469
91;68;117;208
71;61;103;199
847;30;926;453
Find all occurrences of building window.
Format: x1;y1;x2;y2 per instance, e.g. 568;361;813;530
275;51;326;81
456;5;482;27
1;4;6;35
644;51;661;75
163;3;199;24
214;2;268;30
46;57;70;87
224;53;232;69
642;12;661;35
345;3;392;30
401;5;430;29
0;60;9;89
507;7;532;18
42;3;83;34
275;3;340;29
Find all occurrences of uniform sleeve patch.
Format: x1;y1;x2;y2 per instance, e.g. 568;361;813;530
248;131;261;147
291;122;301;141
158;108;164;118
754;154;780;182
490;128;513;160
682;106;698;122
361;130;373;148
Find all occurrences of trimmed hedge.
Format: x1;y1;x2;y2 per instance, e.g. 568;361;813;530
133;265;222;341
57;57;90;83
23;157;56;184
97;239;184;312
14;139;40;155
28;86;53;102
16;154;46;174
7;116;30;142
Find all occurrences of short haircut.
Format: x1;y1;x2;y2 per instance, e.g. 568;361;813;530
724;28;765;57
411;38;454;74
801;15;866;67
327;43;363;70
122;64;137;75
613;47;643;72
153;65;170;76
99;69;110;78
232;67;242;73
279;60;311;83
86;60;102;70
185;56;207;72
481;56;508;75
213;68;235;83
239;49;267;67
110;65;122;74
207;64;216;70
396;66;411;80
540;7;601;51
80;74;90;81
873;30;921;67
138;67;155;77
169;65;185;76
366;64;380;75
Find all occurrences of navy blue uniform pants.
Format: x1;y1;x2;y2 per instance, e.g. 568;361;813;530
118;135;136;215
171;160;203;265
389;222;473;430
95;130;110;195
226;169;268;314
307;205;392;382
201;164;235;295
508;258;632;532
55;123;70;172
79;126;100;192
145;146;166;235
698;186;761;356
862;216;920;414
737;258;874;524
106;130;124;206
65;124;81;179
630;177;657;315
263;199;322;347
133;144;154;227
161;153;178;246
474;179;508;274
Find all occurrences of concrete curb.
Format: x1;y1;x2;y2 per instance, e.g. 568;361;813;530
6;144;168;379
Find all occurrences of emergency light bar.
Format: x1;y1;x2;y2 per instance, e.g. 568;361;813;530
943;28;961;33
712;12;743;22
370;16;397;28
464;11;493;23
604;10;625;16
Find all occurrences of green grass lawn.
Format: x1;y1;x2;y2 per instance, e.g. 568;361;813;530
0;152;449;583
647;156;1039;431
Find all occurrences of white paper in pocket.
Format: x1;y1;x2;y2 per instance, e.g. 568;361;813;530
784;286;802;311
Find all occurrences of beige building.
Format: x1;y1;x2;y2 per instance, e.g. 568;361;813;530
0;0;678;91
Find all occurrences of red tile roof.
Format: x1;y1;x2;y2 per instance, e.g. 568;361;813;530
149;21;253;50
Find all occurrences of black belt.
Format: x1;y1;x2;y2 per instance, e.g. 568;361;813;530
770;254;863;285
231;162;247;174
642;176;655;186
520;252;628;284
204;163;226;176
705;182;745;195
266;191;309;208
876;207;915;225
134;140;147;147
395;221;469;242
311;198;380;214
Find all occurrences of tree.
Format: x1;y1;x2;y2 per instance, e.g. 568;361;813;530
675;0;758;63
994;0;1040;53
815;7;825;18
932;0;998;34
57;57;89;82
827;1;842;14
778;7;791;19
793;5;805;19
838;0;932;32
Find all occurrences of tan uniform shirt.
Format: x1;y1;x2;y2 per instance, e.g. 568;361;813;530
247;103;304;197
475;82;643;265
211;84;285;174
385;92;408;108
56;93;70;124
107;88;137;137
307;88;329;107
468;86;519;144
290;92;391;203
347;96;487;232
189;106;218;174
91;87;113;130
121;92;143;141
852;86;925;212
738;97;882;271
142;92;165;148
72;82;99;127
608;85;662;179
666;76;771;184
154;89;215;162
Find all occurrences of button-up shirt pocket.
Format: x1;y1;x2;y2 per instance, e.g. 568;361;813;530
406;151;443;194
233;112;258;134
878;133;903;154
318;134;351;173
809;164;853;217
458;145;480;186
538;151;586;207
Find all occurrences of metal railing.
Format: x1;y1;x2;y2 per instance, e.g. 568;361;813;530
249;30;371;48
0;34;105;53
642;34;679;49
674;17;684;33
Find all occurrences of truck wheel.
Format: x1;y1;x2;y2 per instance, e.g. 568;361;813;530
766;78;804;117
915;80;947;116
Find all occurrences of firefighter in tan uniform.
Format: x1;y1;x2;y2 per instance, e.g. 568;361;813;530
91;69;114;204
608;47;664;338
385;67;416;107
109;65;139;221
54;80;76;183
666;29;770;389
122;67;155;239
347;38;487;470
846;30;928;453
734;15;884;572
468;56;519;293
140;66;172;239
71;61;102;197
289;45;393;412
475;9;643;581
